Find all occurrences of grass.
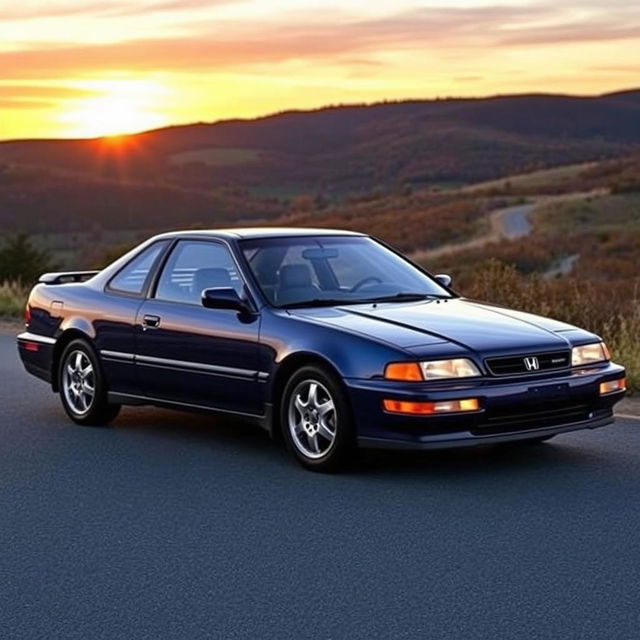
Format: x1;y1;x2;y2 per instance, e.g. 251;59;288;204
460;162;597;194
606;315;640;396
0;281;28;319
534;193;640;235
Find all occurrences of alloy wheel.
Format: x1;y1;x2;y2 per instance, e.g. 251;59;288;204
287;379;337;459
62;349;96;416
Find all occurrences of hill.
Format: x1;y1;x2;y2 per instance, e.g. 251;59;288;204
0;90;640;234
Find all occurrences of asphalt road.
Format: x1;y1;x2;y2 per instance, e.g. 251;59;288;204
499;203;533;239
1;332;639;640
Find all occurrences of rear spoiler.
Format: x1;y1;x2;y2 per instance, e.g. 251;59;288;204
38;271;100;285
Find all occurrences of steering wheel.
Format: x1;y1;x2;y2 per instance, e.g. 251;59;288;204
350;276;382;292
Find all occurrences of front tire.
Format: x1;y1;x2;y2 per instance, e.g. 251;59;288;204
58;339;121;426
281;365;355;472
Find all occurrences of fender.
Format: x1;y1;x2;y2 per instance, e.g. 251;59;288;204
57;315;97;340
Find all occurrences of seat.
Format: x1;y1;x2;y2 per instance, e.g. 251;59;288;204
275;264;319;305
192;267;232;301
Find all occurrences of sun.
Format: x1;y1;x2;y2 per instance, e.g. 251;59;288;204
59;79;169;138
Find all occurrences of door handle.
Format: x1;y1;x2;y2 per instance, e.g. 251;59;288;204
142;314;161;330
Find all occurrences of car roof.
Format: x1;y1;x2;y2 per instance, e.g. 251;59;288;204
152;227;366;241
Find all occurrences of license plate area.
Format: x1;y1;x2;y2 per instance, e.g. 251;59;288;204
526;382;570;404
474;383;591;435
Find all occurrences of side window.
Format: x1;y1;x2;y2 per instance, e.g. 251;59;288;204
108;241;167;295
155;240;243;305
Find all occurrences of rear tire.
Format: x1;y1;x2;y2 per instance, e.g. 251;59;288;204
58;339;121;426
281;365;355;472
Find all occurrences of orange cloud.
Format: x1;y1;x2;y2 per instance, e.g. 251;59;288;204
2;1;639;139
1;3;638;81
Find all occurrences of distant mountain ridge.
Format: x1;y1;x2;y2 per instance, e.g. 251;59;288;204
2;89;640;193
5;88;640;144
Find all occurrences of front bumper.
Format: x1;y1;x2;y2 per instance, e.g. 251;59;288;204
346;362;626;450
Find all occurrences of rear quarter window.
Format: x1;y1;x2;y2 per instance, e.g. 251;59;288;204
107;241;168;295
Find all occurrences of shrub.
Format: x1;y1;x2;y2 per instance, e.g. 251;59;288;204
0;281;28;319
0;234;57;285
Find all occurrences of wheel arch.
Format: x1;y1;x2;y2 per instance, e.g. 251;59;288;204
51;329;96;391
269;351;346;441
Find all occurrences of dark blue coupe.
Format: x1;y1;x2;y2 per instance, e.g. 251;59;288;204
18;228;626;471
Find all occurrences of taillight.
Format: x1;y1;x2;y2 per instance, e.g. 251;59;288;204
24;304;31;326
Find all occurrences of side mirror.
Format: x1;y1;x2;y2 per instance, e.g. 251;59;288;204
435;273;452;288
202;287;250;313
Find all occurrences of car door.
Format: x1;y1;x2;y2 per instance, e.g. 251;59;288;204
134;239;263;415
97;240;170;395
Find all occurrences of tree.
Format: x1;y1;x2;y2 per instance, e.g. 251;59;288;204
0;234;57;285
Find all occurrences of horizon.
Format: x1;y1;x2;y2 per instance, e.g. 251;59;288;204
2;85;639;144
2;0;640;140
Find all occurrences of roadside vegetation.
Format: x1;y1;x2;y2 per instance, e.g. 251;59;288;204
534;193;640;235
0;281;28;319
470;154;640;197
0;234;55;319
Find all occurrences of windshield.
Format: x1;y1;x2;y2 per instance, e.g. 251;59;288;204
240;235;453;308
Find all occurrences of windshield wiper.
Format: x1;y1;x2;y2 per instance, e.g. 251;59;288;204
281;293;451;309
281;298;356;309
362;292;451;303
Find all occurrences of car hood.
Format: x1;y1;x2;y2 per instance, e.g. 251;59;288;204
291;298;594;356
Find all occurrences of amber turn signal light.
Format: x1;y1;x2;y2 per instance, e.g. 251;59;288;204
599;378;625;395
384;362;423;381
383;398;480;415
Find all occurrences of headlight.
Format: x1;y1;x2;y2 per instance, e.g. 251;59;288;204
385;358;481;381
571;342;610;367
421;358;481;380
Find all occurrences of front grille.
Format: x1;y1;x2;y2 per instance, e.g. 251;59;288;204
485;350;570;376
473;402;606;436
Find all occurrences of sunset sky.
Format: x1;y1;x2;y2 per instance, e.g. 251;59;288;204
1;0;639;140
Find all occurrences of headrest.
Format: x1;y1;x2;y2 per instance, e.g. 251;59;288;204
193;267;232;294
278;264;313;288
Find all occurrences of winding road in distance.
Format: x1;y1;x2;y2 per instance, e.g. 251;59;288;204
412;191;600;268
498;202;534;238
411;201;535;263
1;330;640;639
